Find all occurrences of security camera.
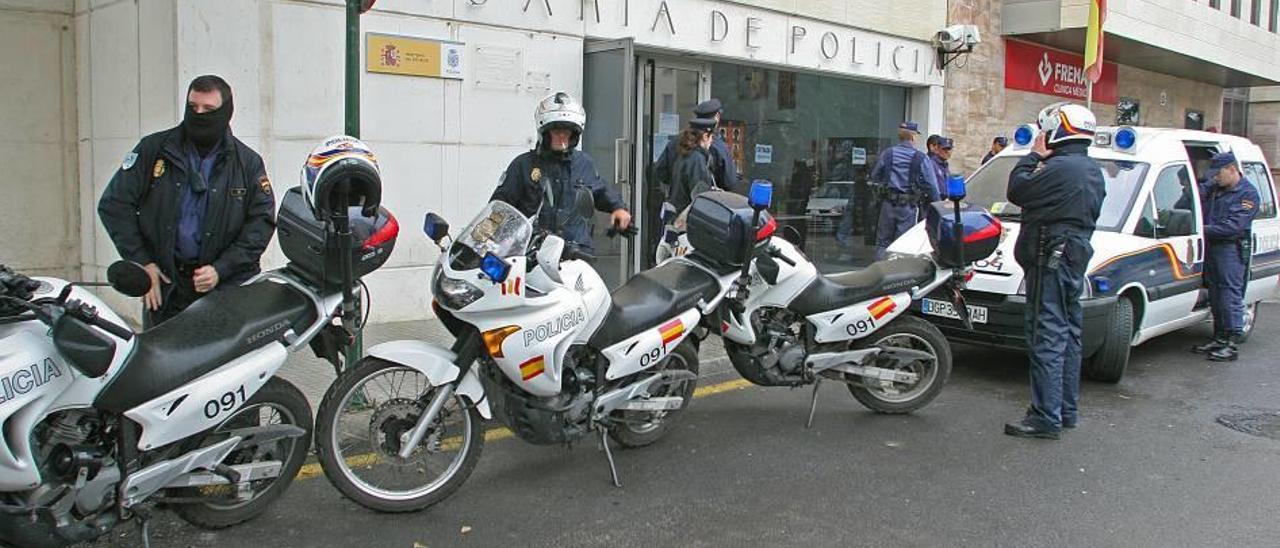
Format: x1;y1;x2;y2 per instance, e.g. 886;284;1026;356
934;24;980;70
934;24;981;53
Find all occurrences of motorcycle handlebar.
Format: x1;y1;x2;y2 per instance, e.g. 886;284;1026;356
64;300;134;341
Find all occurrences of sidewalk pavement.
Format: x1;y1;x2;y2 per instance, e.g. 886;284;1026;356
277;319;733;408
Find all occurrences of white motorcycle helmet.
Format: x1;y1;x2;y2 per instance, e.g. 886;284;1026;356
535;91;587;151
300;135;383;220
1037;102;1097;146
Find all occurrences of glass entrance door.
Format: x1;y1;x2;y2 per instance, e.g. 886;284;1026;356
638;58;709;268
583;39;636;288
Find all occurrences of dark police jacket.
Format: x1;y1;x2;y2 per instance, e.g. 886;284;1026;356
654;133;739;194
667;147;717;215
492;147;627;251
1006;142;1106;270
98;127;275;289
1200;178;1259;244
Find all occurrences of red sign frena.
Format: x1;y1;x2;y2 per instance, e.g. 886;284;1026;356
1004;39;1118;104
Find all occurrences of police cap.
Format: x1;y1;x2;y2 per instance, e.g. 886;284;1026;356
899;121;921;134
689;118;717;133
1209;151;1237;170
694;98;723;116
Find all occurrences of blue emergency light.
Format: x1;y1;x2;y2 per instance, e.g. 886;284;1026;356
1014;125;1036;146
1114;127;1138;151
749;180;774;209
480;252;511;283
1092;276;1112;294
946;175;966;201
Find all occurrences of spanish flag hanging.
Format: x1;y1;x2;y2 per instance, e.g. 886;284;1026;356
1084;0;1107;83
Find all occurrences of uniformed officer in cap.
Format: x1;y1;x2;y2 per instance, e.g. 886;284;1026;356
869;122;939;260
653;118;720;261
492;91;632;252
1004;103;1106;440
925;135;954;199
653;98;740;194
982;136;1008;164
98;75;275;327
1189;151;1259;362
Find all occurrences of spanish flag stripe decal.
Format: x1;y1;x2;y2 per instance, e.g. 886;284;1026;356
519;355;545;381
659;318;684;345
868;297;897;320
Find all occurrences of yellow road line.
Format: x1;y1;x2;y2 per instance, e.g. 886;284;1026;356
294;377;754;481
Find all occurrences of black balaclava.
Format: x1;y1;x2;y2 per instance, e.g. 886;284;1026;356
182;76;234;154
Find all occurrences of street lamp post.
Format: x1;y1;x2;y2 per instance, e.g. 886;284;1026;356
344;0;374;369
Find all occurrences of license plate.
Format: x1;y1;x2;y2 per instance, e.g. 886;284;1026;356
921;298;988;324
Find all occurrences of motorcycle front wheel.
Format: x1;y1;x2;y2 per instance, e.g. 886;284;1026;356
172;376;313;529
315;357;484;513
845;315;952;414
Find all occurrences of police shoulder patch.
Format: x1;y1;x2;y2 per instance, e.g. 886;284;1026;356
1242;199;1255;210
258;174;273;195
121;152;138;170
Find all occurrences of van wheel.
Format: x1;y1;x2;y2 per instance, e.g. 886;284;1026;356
1240;302;1259;343
1085;297;1133;383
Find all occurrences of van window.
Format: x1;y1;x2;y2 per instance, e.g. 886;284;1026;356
966;156;1147;231
1152;165;1198;236
1134;194;1159;238
1242;162;1277;219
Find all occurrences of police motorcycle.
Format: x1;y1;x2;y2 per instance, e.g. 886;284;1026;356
683;180;1000;423
0;136;398;547
313;180;727;513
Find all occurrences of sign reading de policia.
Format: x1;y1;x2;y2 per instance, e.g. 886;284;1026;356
1005;39;1118;104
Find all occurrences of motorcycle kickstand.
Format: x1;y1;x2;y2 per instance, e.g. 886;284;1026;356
133;506;153;548
805;378;822;429
598;427;622;488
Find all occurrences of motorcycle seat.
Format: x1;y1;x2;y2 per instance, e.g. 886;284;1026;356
789;257;936;317
94;281;318;414
589;261;721;350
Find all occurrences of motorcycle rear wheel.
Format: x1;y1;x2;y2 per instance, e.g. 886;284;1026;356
609;340;700;448
315;357;483;513
172;376;313;529
845;315;951;414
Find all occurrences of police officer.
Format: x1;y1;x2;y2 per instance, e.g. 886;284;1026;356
98;75;275;327
869;122;939;260
1189;151;1259;362
925;135;954;199
981;136;1008;164
1004;103;1106;440
653;98;740;194
492;91;631;252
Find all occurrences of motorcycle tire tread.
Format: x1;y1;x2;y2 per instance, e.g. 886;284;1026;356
846;315;952;414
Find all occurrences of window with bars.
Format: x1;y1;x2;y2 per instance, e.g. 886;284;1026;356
1232;0;1242;17
1251;0;1262;24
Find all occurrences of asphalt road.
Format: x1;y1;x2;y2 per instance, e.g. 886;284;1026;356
91;305;1280;548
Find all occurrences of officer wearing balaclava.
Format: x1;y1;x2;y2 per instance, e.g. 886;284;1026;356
99;75;276;327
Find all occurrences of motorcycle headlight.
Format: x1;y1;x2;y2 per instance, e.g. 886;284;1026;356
433;269;483;310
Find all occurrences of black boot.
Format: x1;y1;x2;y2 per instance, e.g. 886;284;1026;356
1191;333;1228;354
1207;333;1241;362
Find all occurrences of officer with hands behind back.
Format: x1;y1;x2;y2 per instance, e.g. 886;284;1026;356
869;122;939;260
1004;103;1106;440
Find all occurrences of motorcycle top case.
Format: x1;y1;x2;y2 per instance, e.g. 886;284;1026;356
277;186;399;288
687;191;774;267
924;201;1001;268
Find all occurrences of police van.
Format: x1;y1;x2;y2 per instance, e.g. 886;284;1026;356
887;126;1280;382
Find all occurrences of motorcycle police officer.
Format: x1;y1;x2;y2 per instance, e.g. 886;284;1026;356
869;122;939;260
1189;151;1259;362
492;91;632;252
653;98;740;194
1004;103;1106;440
98;75;275;327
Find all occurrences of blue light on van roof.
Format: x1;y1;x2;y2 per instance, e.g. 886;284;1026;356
1014;125;1035;146
1114;127;1137;151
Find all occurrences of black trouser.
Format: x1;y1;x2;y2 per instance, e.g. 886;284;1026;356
144;262;203;328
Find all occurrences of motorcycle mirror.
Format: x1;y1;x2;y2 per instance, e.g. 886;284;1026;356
573;186;595;220
423;213;450;244
536;235;565;284
781;225;805;250
107;261;152;298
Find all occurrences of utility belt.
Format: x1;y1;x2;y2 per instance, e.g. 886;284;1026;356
1035;227;1091;272
875;186;922;206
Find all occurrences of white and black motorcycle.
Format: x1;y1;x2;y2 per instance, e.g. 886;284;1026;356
680;181;1001;423
0;149;401;546
313;192;746;513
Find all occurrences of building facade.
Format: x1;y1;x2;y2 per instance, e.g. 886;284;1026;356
945;0;1280;175
1;0;951;322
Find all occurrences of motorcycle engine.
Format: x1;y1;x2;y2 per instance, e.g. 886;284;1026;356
724;307;807;387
